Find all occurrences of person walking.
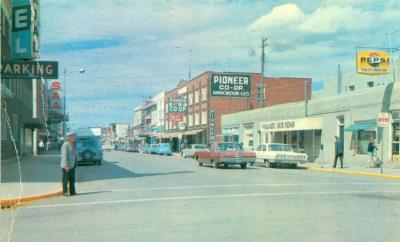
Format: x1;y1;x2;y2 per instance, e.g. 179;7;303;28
367;137;377;167
333;136;344;168
38;140;45;155
60;132;77;197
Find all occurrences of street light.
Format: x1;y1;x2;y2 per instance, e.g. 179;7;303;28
386;29;400;83
63;68;86;140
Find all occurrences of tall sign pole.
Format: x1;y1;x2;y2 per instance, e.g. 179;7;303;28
260;38;268;108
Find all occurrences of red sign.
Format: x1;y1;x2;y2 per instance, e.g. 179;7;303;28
52;81;61;90
52;102;61;109
169;114;183;122
51;92;61;100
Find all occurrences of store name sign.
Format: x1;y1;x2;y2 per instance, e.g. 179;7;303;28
12;0;40;59
168;98;187;113
210;110;216;143
260;118;323;132
377;112;391;127
356;50;390;75
0;60;58;79
211;73;251;97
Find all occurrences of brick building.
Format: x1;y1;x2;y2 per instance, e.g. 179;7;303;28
162;71;311;151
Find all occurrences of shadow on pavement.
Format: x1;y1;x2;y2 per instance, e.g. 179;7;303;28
2;157;193;183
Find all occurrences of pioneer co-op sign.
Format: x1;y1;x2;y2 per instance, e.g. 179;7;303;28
210;73;251;97
356;50;390;75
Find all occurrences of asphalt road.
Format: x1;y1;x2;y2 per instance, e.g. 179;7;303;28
2;151;400;242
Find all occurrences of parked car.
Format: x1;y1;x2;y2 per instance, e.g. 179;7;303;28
125;144;139;152
149;144;159;154
181;144;208;158
155;143;172;155
254;143;308;168
102;143;113;151
194;142;256;169
75;136;103;165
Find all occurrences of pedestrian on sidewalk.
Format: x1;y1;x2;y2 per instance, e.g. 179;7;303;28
60;132;77;197
367;137;377;168
38;140;45;155
333;136;344;168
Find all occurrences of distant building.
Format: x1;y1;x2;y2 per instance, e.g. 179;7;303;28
162;71;311;152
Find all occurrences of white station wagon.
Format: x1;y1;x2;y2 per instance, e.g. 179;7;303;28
254;143;308;168
181;144;208;158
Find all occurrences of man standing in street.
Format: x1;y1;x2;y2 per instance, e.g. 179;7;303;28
333;136;344;168
60;132;77;197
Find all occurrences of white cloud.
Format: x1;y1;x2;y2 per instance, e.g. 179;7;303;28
298;5;374;34
249;4;305;31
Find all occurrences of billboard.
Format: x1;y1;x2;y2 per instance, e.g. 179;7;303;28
168;98;187;113
12;0;40;59
210;73;251;97
356;50;390;75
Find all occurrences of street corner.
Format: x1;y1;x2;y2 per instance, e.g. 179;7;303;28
1;190;63;211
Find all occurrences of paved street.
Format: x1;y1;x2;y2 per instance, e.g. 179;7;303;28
2;151;400;242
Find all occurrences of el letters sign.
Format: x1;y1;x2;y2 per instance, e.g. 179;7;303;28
0;60;58;79
356;50;390;75
210;73;251;97
12;0;40;60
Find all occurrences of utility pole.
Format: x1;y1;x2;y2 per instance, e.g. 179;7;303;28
189;49;192;81
304;79;308;117
260;38;268;108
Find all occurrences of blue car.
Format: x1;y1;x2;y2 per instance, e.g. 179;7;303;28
75;136;103;165
155;143;172;156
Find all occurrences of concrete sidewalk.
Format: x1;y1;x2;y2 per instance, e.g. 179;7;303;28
305;160;400;179
1;152;62;201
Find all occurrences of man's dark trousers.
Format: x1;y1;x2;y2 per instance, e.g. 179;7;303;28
333;154;343;168
62;168;76;195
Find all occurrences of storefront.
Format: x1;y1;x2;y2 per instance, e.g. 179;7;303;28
260;117;323;162
344;120;376;155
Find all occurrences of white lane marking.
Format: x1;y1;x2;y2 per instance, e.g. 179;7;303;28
78;182;400;194
27;190;400;209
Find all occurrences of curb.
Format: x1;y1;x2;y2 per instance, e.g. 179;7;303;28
307;167;400;180
1;190;63;210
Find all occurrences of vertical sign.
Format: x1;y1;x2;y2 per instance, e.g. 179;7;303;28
12;0;40;59
210;109;215;144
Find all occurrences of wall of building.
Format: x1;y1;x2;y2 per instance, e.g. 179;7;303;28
222;81;400;164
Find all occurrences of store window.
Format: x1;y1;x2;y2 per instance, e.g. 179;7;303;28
188;113;193;127
194;112;200;126
188;93;193;105
352;130;376;154
393;122;400;161
194;90;200;104
201;110;207;124
201;87;207;101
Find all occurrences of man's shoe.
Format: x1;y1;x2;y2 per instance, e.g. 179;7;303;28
63;193;70;197
70;192;77;196
332;166;336;168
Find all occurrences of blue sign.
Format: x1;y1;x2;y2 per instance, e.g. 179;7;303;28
12;0;39;59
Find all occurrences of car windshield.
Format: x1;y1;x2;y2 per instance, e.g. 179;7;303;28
76;139;97;148
217;143;243;151
268;144;292;152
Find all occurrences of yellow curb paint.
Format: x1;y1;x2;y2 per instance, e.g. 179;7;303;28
307;167;400;180
1;190;63;210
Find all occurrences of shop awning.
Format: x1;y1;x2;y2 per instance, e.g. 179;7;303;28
183;129;205;136
344;121;376;132
24;118;45;129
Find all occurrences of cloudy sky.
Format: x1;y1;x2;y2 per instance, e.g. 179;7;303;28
40;0;400;128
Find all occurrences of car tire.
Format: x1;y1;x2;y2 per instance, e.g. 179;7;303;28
213;161;219;168
224;164;229;169
240;163;247;169
181;152;186;158
265;160;272;168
